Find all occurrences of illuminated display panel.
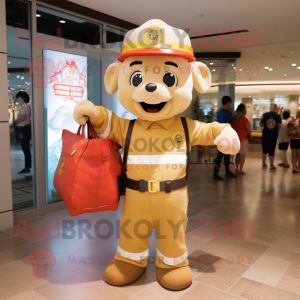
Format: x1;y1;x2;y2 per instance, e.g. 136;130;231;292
43;49;87;203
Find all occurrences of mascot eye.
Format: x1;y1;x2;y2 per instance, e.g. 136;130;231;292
163;71;177;87
130;71;143;87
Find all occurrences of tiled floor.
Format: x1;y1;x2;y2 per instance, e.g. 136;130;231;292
1;154;300;300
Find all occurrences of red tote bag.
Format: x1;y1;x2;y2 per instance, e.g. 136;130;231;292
53;122;122;216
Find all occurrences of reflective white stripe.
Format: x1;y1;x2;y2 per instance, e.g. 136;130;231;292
97;110;112;139
117;245;149;261
121;154;187;165
156;249;188;266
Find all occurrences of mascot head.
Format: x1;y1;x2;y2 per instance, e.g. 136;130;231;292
104;19;211;121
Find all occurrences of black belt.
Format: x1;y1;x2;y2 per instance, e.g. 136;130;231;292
126;177;187;193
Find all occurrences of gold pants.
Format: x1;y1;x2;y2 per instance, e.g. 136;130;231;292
114;187;189;269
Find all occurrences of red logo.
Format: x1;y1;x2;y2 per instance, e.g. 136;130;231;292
266;118;276;129
49;58;87;103
23;246;56;277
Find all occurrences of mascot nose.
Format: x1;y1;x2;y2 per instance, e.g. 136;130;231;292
145;83;157;92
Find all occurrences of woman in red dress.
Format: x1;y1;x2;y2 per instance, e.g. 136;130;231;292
231;104;252;174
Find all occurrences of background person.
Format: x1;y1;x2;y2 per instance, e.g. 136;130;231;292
260;103;281;172
14;91;31;174
213;96;237;179
289;109;300;173
231;103;252;174
278;110;291;168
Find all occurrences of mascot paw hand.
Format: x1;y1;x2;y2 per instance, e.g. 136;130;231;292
73;100;98;125
214;126;240;155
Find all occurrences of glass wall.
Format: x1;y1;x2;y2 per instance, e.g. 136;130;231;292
6;0;35;211
106;26;126;52
4;1;134;212
34;6;103;204
192;59;236;164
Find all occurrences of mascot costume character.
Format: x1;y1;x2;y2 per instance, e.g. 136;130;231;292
73;19;240;290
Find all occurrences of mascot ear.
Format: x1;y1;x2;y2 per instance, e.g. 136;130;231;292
190;61;212;94
104;62;122;95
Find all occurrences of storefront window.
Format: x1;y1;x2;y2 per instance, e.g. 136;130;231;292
106;26;127;44
235;88;300;131
105;26;127;58
36;5;102;49
6;0;34;211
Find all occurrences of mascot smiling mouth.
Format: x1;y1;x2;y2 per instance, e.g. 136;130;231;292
140;102;166;113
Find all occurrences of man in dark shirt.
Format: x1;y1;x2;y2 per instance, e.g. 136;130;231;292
213;96;237;179
260;103;282;172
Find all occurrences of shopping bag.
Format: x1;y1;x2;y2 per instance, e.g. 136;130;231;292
53;122;122;216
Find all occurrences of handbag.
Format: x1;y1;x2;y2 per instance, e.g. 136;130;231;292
53;121;122;216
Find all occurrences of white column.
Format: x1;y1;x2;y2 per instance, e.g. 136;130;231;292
0;0;14;230
289;95;299;118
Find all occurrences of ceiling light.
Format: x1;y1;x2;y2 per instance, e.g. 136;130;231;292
21;76;24;80
240;69;242;71
265;67;269;69
8;61;11;64
18;85;21;87
36;14;41;17
249;96;251;98
210;63;213;65
16;75;20;78
284;74;286;76
269;68;273;71
60;20;66;23
212;69;215;71
297;67;300;69
292;64;296;66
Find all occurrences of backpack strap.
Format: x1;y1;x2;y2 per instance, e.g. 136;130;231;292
180;117;189;177
122;119;136;175
121;118;189;195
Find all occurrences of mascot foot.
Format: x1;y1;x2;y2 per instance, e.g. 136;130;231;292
104;259;146;286
157;266;193;290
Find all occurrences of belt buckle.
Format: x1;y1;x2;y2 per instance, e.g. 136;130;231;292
148;180;160;193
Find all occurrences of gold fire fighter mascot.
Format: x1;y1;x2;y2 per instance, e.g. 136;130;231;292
73;19;240;290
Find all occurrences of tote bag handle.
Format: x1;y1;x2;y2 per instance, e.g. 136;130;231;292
76;121;96;139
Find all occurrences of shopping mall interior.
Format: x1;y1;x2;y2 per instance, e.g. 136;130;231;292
1;0;300;299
